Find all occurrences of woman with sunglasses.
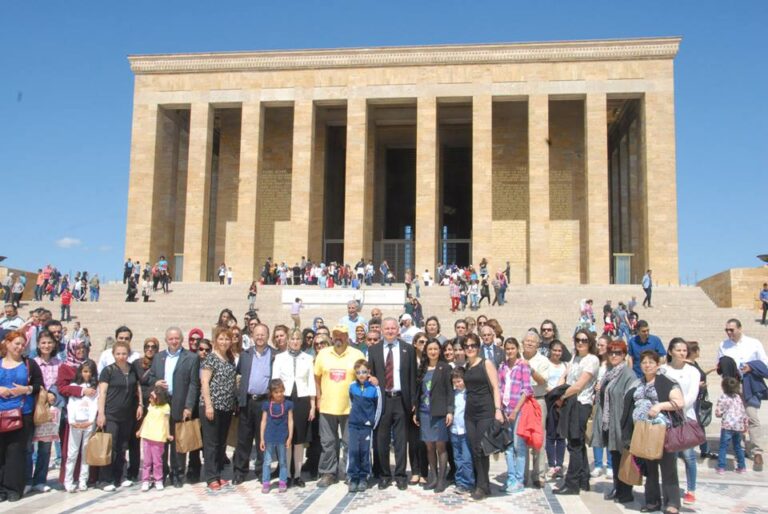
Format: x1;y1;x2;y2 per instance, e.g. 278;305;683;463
462;333;503;501
304;334;330;480
409;333;429;485
591;340;637;504
553;330;599;496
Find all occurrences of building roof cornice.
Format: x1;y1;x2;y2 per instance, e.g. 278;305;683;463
128;37;681;75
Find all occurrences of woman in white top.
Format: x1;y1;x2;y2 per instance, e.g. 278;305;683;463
660;338;701;506
545;340;568;478
553;330;600;495
591;335;613;478
271;329;316;487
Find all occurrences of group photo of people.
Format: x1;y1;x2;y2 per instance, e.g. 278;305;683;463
1;290;765;514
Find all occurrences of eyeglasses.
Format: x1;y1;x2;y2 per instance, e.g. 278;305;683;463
608;351;625;357
190;337;201;342
355;370;369;375
724;328;735;333
464;344;479;349
366;337;379;342
575;338;589;344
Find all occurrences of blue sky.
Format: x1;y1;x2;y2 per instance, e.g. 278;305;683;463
1;1;766;283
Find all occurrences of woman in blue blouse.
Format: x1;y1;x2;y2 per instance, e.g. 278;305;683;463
0;330;44;502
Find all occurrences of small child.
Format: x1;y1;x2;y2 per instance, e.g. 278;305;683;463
60;287;72;322
64;361;99;492
138;386;173;491
347;359;382;493
449;367;474;494
715;377;748;473
259;379;293;494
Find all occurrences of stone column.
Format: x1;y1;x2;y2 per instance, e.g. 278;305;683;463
288;99;315;264
642;90;679;285
125;103;160;264
182;102;213;282
343;98;371;264
585;93;610;283
528;95;550;284
226;101;262;281
416;96;438;277
472;95;494;268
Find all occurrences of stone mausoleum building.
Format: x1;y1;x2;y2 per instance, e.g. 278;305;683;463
125;37;680;285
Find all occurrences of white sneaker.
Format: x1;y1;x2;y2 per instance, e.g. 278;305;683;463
590;467;604;478
78;483;88;492
103;484;117;492
66;484;77;493
120;480;134;488
33;484;52;493
141;482;151;492
605;468;614;479
155;481;164;491
24;485;32;495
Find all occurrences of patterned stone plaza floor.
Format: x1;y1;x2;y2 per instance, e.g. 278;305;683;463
4;451;767;514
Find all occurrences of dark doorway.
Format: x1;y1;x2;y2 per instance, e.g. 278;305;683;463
441;146;472;266
323;125;346;263
384;148;416;239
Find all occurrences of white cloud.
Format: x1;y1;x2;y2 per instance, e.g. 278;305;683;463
56;237;82;249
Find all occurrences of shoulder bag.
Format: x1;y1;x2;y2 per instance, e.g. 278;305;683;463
0;358;29;433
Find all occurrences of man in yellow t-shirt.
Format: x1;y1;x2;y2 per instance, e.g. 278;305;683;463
314;325;365;486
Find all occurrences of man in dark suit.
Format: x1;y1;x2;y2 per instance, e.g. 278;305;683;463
480;325;504;368
149;327;201;487
368;317;416;490
232;323;273;485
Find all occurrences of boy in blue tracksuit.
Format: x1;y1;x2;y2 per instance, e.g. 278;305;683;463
347;359;382;493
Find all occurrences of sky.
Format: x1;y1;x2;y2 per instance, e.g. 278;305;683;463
1;1;766;284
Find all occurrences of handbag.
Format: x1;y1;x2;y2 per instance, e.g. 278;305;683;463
175;419;203;453
618;450;643;486
34;387;52;425
33;407;61;442
0;358;30;433
85;428;113;466
698;399;713;428
664;410;706;453
629;420;666;460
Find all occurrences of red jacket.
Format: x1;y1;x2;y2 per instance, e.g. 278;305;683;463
61;290;72;305
516;396;543;450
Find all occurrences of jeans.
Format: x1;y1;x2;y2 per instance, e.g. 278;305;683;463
718;429;746;470
89;287;99;302
61;304;71;321
592;446;613;469
34;285;42;301
679;447;697;492
263;444;288;483
450;432;474;490
504;414;527;488
618;323;631;342
546;432;566;468
32;441;53;486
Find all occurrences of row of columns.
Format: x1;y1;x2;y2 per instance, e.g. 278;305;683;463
126;91;676;284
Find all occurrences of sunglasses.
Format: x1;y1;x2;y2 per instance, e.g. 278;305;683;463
724;328;735;333
144;345;158;350
415;339;427;344
190;337;201;341
575;338;589;344
198;347;211;353
355;370;369;375
465;344;479;349
541;327;554;332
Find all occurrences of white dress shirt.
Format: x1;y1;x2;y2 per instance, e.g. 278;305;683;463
382;338;402;393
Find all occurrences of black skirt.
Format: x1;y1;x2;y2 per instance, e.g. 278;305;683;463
290;385;312;444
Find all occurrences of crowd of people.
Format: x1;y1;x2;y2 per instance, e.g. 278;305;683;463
0;293;765;513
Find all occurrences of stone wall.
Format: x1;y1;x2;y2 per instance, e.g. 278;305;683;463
257;107;294;267
698;267;768;309
0;267;38;301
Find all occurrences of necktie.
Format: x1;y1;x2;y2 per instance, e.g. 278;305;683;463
485;345;492;361
385;344;394;391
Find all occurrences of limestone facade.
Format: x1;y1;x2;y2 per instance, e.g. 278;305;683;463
125;37;681;284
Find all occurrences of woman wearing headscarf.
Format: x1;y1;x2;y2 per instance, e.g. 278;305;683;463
56;337;97;486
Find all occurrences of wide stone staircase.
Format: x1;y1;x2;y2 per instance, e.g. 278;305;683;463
21;282;768;369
